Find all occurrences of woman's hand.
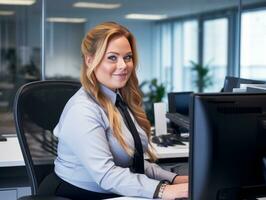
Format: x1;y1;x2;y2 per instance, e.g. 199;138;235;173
172;175;189;184
162;183;188;200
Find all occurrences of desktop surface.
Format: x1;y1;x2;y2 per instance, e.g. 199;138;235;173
0;134;24;167
0;134;189;168
150;135;189;159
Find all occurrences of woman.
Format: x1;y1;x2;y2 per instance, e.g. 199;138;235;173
53;21;188;200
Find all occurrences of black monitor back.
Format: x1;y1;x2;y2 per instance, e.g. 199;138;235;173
168;92;193;116
222;76;266;92
190;93;266;200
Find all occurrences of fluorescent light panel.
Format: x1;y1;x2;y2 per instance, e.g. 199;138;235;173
125;13;167;20
73;2;121;9
47;17;87;23
0;0;35;5
0;10;14;15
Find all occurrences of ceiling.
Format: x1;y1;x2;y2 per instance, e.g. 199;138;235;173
0;0;265;22
43;0;264;20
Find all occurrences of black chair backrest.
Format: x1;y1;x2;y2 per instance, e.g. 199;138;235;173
14;80;80;195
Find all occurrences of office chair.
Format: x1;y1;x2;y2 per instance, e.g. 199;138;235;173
14;80;81;200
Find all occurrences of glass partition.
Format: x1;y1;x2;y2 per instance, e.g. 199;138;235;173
0;0;41;137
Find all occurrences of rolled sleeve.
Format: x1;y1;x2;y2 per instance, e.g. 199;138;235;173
144;160;177;182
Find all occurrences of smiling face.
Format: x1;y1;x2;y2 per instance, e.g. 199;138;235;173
92;36;134;91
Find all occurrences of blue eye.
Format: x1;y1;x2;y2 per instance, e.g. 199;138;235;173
108;55;117;62
124;54;133;62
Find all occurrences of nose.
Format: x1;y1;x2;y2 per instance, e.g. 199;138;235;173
117;57;127;69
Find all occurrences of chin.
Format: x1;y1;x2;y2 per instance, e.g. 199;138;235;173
115;82;127;89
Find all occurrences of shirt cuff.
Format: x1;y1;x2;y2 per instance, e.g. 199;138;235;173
171;174;179;184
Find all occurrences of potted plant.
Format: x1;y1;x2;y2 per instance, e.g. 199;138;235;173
140;78;166;125
190;60;213;92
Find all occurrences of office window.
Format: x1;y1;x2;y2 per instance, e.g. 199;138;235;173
203;18;228;92
0;1;41;137
240;9;266;80
161;23;173;89
172;20;199;91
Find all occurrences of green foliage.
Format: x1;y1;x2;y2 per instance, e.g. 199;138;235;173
190;60;213;92
140;78;166;125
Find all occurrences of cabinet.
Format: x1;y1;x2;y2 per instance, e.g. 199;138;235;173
0;166;30;200
0;187;31;200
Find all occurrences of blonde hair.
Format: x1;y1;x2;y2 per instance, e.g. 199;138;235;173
80;22;156;161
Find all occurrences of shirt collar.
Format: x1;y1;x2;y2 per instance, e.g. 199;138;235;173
100;84;121;105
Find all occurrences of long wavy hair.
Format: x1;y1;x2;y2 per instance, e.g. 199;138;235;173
80;22;156;161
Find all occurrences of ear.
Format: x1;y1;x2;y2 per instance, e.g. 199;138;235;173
84;55;93;67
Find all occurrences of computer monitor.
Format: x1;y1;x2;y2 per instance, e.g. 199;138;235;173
222;76;266;92
167;92;193;133
190;92;266;200
168;92;193;115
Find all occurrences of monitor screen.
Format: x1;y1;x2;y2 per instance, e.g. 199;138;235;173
189;93;266;200
222;76;266;92
168;92;193;116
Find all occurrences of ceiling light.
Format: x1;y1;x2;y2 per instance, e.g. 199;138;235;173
125;14;167;20
0;10;14;15
46;17;87;23
73;2;121;9
0;0;35;5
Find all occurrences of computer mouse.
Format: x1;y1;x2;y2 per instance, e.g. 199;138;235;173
152;136;168;147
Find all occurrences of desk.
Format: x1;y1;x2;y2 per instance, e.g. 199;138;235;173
0;136;189;167
151;142;189;159
0;135;24;167
0;136;30;199
0;136;188;199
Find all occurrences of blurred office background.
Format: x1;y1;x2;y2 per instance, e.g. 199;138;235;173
0;0;266;136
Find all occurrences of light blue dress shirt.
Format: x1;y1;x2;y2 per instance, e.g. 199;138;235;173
54;85;176;198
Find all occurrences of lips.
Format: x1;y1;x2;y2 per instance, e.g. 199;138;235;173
113;73;127;76
113;71;128;76
113;73;128;81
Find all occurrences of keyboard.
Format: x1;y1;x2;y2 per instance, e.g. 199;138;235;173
166;112;190;130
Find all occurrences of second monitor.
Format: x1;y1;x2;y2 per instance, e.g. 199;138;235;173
167;92;192;131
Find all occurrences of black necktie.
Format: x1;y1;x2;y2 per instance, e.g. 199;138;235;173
115;94;144;174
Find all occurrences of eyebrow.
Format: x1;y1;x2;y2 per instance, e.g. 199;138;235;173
106;51;132;55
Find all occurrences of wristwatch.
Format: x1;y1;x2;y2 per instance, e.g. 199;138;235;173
158;183;168;198
153;180;170;199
